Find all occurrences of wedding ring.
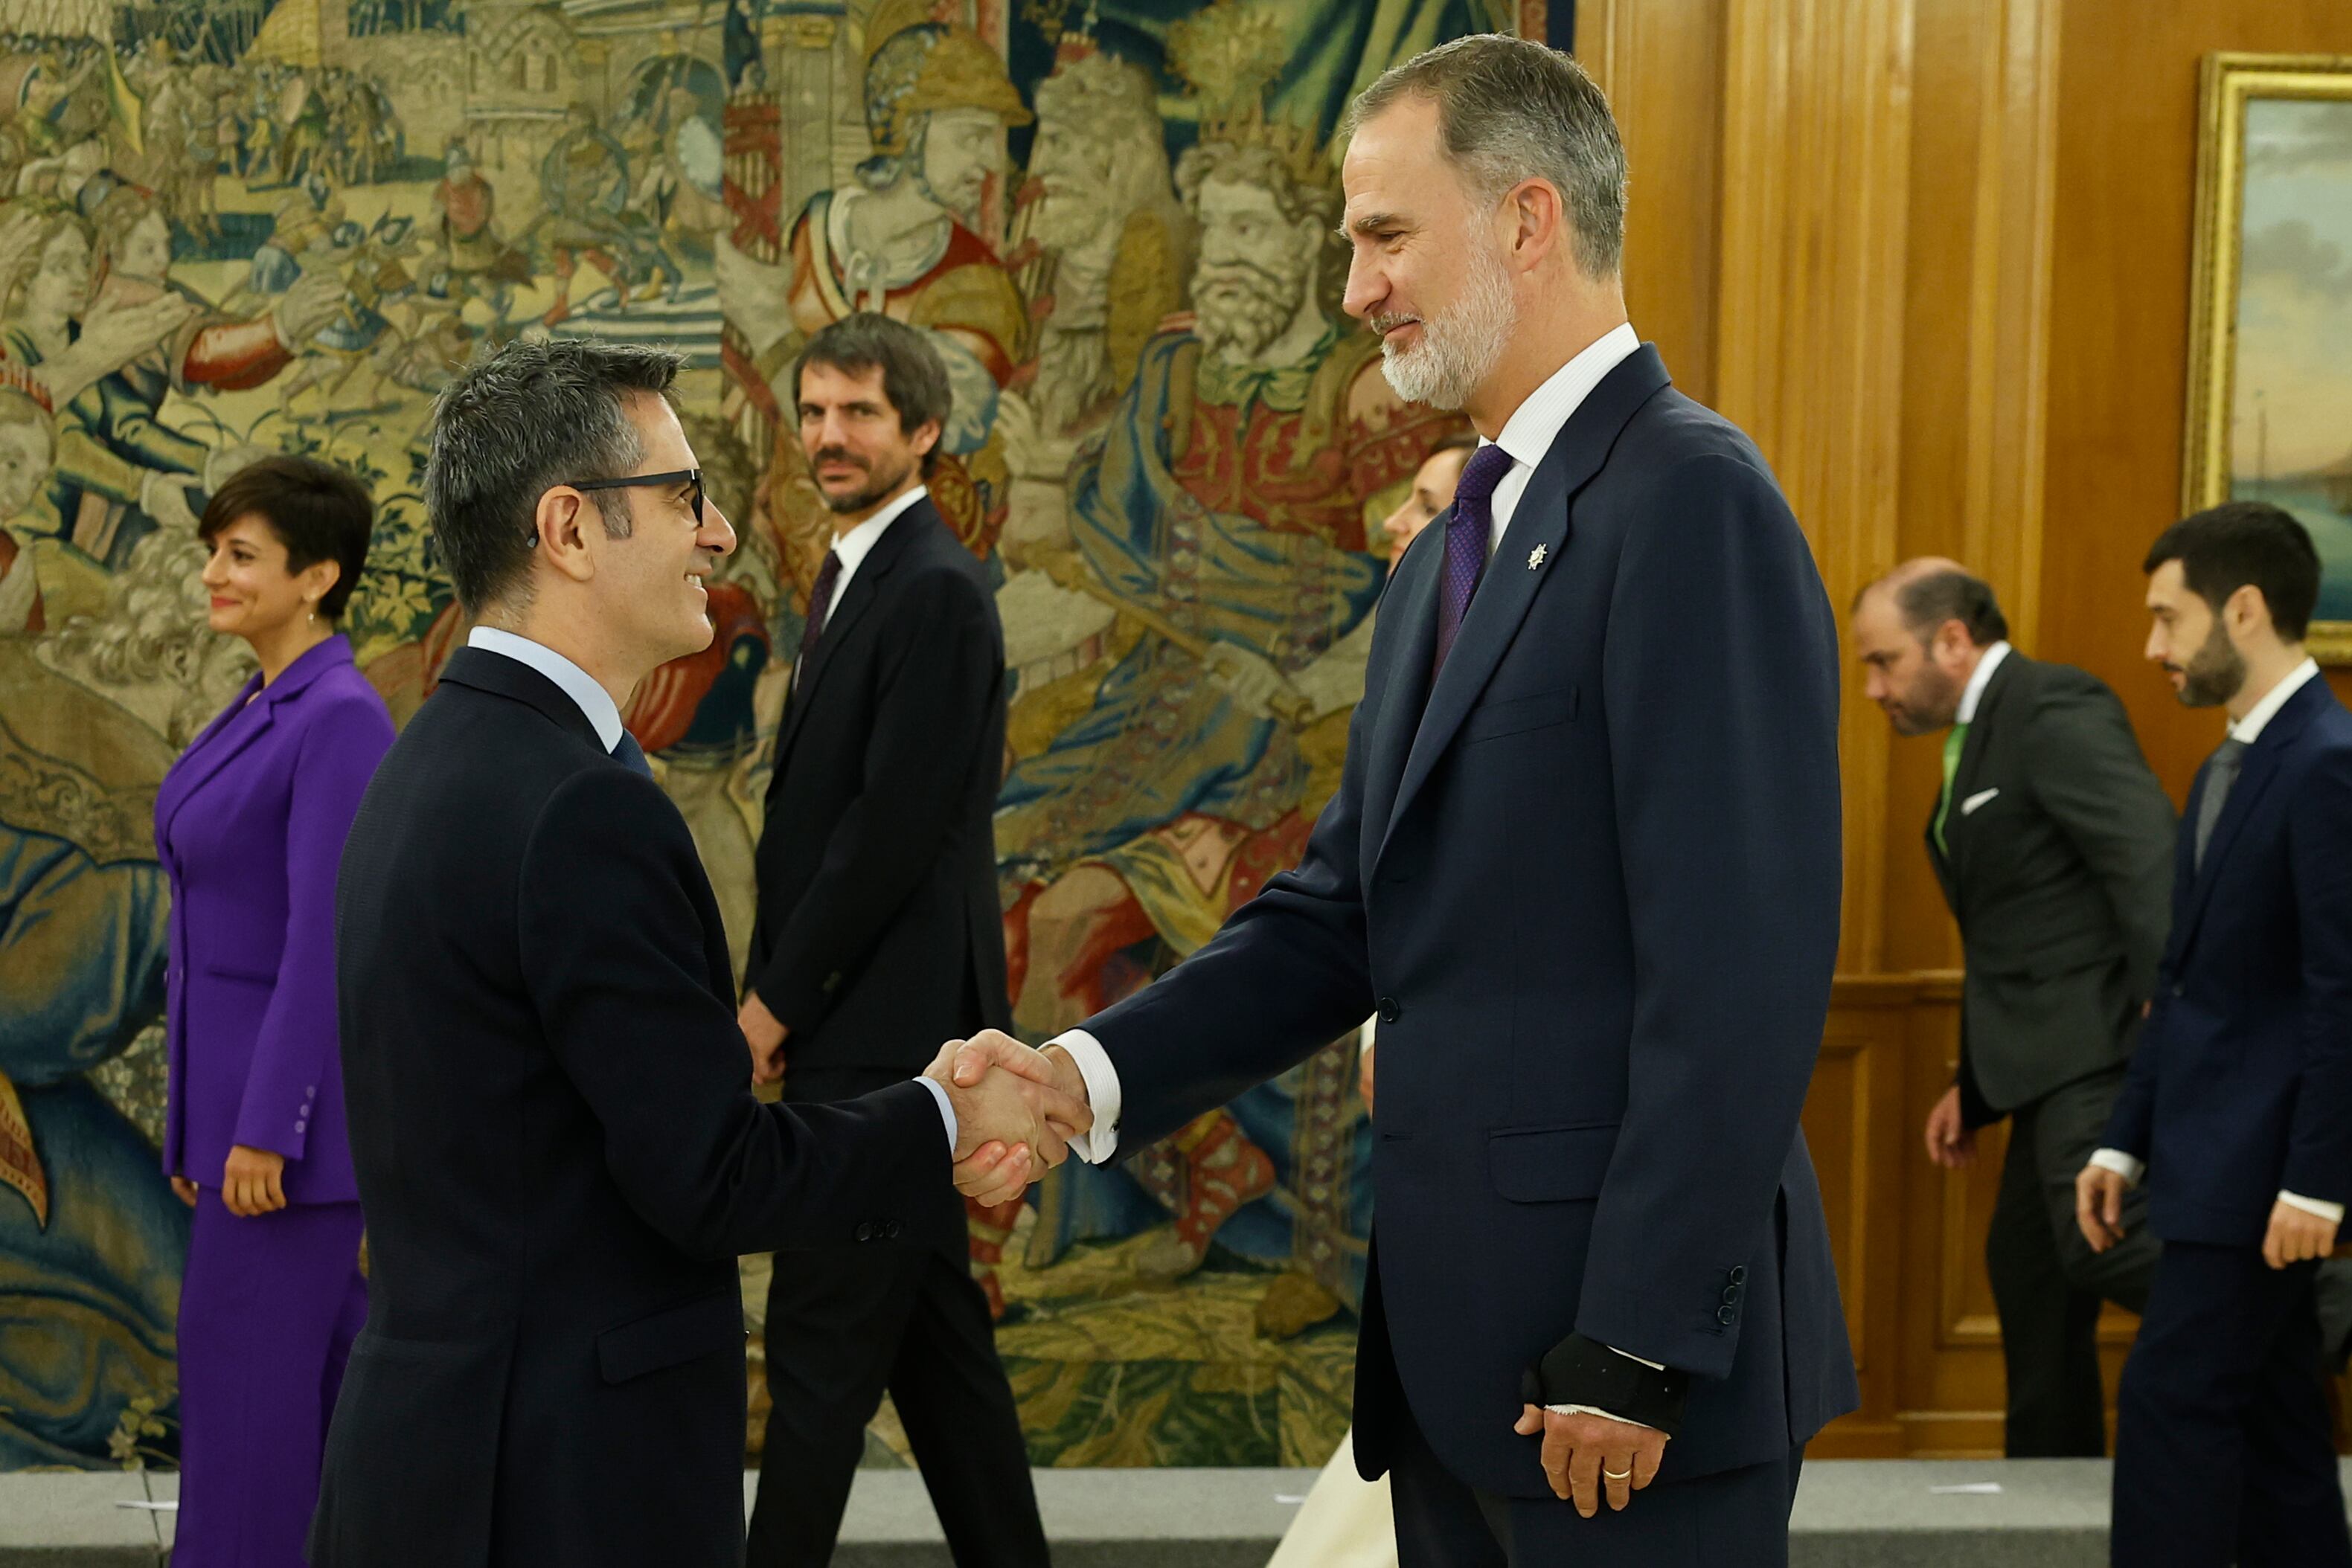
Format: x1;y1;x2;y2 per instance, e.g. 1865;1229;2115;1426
1603;1467;1633;1481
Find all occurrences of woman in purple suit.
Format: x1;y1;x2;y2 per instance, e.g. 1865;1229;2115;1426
156;455;393;1567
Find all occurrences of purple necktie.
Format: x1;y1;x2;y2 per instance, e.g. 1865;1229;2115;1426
1435;443;1518;677
794;550;843;689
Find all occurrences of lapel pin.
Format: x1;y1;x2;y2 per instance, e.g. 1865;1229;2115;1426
1528;544;1548;571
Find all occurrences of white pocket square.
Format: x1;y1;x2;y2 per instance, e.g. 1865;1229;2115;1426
1960;788;2000;816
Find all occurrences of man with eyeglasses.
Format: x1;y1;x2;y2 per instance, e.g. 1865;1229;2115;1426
737;312;1047;1567
313;336;1082;1568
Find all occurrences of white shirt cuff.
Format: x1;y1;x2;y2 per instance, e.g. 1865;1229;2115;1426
2089;1148;2145;1185
913;1073;956;1154
2280;1190;2347;1224
1542;1348;1664;1430
1546;1405;1660;1430
1047;1028;1122;1163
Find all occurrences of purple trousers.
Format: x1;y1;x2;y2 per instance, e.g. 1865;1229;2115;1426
173;1189;367;1568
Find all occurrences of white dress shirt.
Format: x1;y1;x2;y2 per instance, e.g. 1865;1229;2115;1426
818;483;930;632
469;626;625;751
467;626;960;1148
1051;322;1664;1423
2089;656;2333;1222
1958;641;2012;725
1479;322;1641;556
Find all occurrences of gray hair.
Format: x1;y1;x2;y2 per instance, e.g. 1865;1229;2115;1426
424;338;682;614
1343;33;1627;280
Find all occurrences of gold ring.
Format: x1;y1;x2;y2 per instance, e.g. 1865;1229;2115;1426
1603;1467;1632;1481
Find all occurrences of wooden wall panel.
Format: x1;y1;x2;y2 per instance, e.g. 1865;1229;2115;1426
1578;0;2345;1459
1714;0;1916;977
2038;0;2352;806
1579;0;1728;410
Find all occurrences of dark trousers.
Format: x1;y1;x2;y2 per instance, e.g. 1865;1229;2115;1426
2111;1241;2352;1568
1379;1335;1803;1565
745;1070;1047;1568
1983;1064;2158;1456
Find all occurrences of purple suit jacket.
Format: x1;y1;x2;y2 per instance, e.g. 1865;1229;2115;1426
158;635;393;1205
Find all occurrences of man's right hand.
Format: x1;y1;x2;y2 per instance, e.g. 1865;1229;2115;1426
1923;1085;1975;1168
2076;1162;2130;1254
738;990;787;1085
935;1031;1093;1201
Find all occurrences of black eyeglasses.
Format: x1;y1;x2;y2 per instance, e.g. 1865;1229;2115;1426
528;468;705;543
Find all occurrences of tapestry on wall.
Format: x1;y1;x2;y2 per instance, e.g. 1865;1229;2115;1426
0;0;1528;1472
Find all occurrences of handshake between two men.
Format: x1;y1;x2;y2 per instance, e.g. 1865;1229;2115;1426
918;1030;1094;1198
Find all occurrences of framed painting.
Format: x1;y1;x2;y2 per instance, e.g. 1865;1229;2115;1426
2183;53;2352;663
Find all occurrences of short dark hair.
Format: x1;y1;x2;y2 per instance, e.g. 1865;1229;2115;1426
2143;501;2321;643
199;454;374;622
1888;568;2008;648
791;313;952;476
425;338;682;614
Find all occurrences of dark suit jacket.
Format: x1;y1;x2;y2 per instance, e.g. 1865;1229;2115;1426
1081;345;1856;1494
313;646;949;1568
2103;673;2352;1247
1929;651;2176;1122
156;635;391;1205
747;498;1011;1077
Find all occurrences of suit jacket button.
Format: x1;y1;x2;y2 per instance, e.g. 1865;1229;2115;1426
1717;1305;1737;1326
1723;1285;1740;1303
1728;1265;1748;1285
886;1221;903;1239
855;1222;874;1242
2171;984;2185;998
1377;997;1401;1025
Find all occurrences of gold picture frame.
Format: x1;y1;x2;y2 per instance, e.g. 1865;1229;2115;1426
2183;53;2352;664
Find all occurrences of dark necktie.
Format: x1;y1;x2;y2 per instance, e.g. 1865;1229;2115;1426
2193;737;2249;873
1435;443;1518;677
612;730;653;778
795;550;844;690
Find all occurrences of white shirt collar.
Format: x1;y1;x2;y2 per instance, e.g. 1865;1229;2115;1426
824;483;928;621
2228;656;2321;745
1479;322;1641;552
1956;641;2013;726
467;626;625;752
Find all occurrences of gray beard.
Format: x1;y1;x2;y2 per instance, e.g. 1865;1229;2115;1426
1031;193;1111;253
1194;274;1298;361
1378;239;1516;411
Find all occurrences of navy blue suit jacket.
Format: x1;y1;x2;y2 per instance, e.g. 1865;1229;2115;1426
1081;345;1856;1495
2103;674;2352;1247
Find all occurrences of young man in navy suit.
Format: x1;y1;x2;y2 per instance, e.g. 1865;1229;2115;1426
952;35;1854;1567
2077;501;2352;1568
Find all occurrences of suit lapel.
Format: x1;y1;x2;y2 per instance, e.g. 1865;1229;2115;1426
2167;681;2327;959
1358;530;1441;857
154;637;353;853
1944;655;2016;878
775;501;929;765
1377;346;1673;867
156;679;270;855
437;646;608;754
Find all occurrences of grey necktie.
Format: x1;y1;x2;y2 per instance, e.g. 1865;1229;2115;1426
2193;738;2249;873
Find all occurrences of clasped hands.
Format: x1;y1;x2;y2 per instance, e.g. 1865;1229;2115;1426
919;1030;1095;1189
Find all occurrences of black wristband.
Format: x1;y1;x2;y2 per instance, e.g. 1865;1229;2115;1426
1521;1331;1690;1437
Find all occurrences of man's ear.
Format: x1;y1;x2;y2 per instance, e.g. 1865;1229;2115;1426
534;487;598;584
911;417;942;463
2225;582;2271;640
